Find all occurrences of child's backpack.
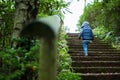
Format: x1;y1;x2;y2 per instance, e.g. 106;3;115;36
82;26;94;40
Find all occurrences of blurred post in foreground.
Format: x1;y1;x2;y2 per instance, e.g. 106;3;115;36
21;15;62;80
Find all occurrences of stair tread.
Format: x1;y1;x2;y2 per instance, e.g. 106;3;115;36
69;49;120;50
71;56;120;58
72;61;120;63
68;41;111;47
69;50;120;52
71;56;120;61
70;54;120;56
73;67;120;73
67;33;120;80
69;52;120;53
80;73;120;76
73;67;120;68
69;52;120;54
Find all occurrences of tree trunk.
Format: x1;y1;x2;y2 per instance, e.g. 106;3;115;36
12;0;39;47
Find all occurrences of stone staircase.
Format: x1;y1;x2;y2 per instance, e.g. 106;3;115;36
67;33;120;80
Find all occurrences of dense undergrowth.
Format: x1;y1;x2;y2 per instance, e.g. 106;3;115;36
0;39;40;80
94;26;120;49
0;28;81;80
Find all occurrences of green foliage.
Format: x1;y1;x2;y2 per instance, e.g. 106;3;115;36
0;0;74;79
0;40;40;80
0;0;15;48
94;25;120;49
78;1;103;28
57;40;72;71
78;0;120;48
57;70;82;80
93;26;108;39
0;0;69;48
39;0;69;16
57;26;72;72
0;30;73;80
78;0;120;35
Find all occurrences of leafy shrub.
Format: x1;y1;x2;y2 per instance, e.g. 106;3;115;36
57;70;82;80
93;25;120;49
93;26;108;40
0;40;40;80
57;27;72;72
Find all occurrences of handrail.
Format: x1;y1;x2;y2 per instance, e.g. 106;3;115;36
21;15;62;80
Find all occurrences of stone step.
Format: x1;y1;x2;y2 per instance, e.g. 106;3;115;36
69;48;119;50
67;37;99;39
69;49;120;52
69;51;120;54
67;37;105;40
73;67;120;73
67;36;105;43
68;33;78;35
80;73;120;80
72;61;120;67
67;33;78;36
71;56;120;61
70;55;120;57
67;33;96;37
69;51;120;56
69;53;120;56
67;35;98;38
68;44;112;46
68;41;107;45
67;33;120;80
69;46;114;49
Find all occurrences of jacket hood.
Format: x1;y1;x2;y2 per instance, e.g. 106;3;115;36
81;21;90;28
